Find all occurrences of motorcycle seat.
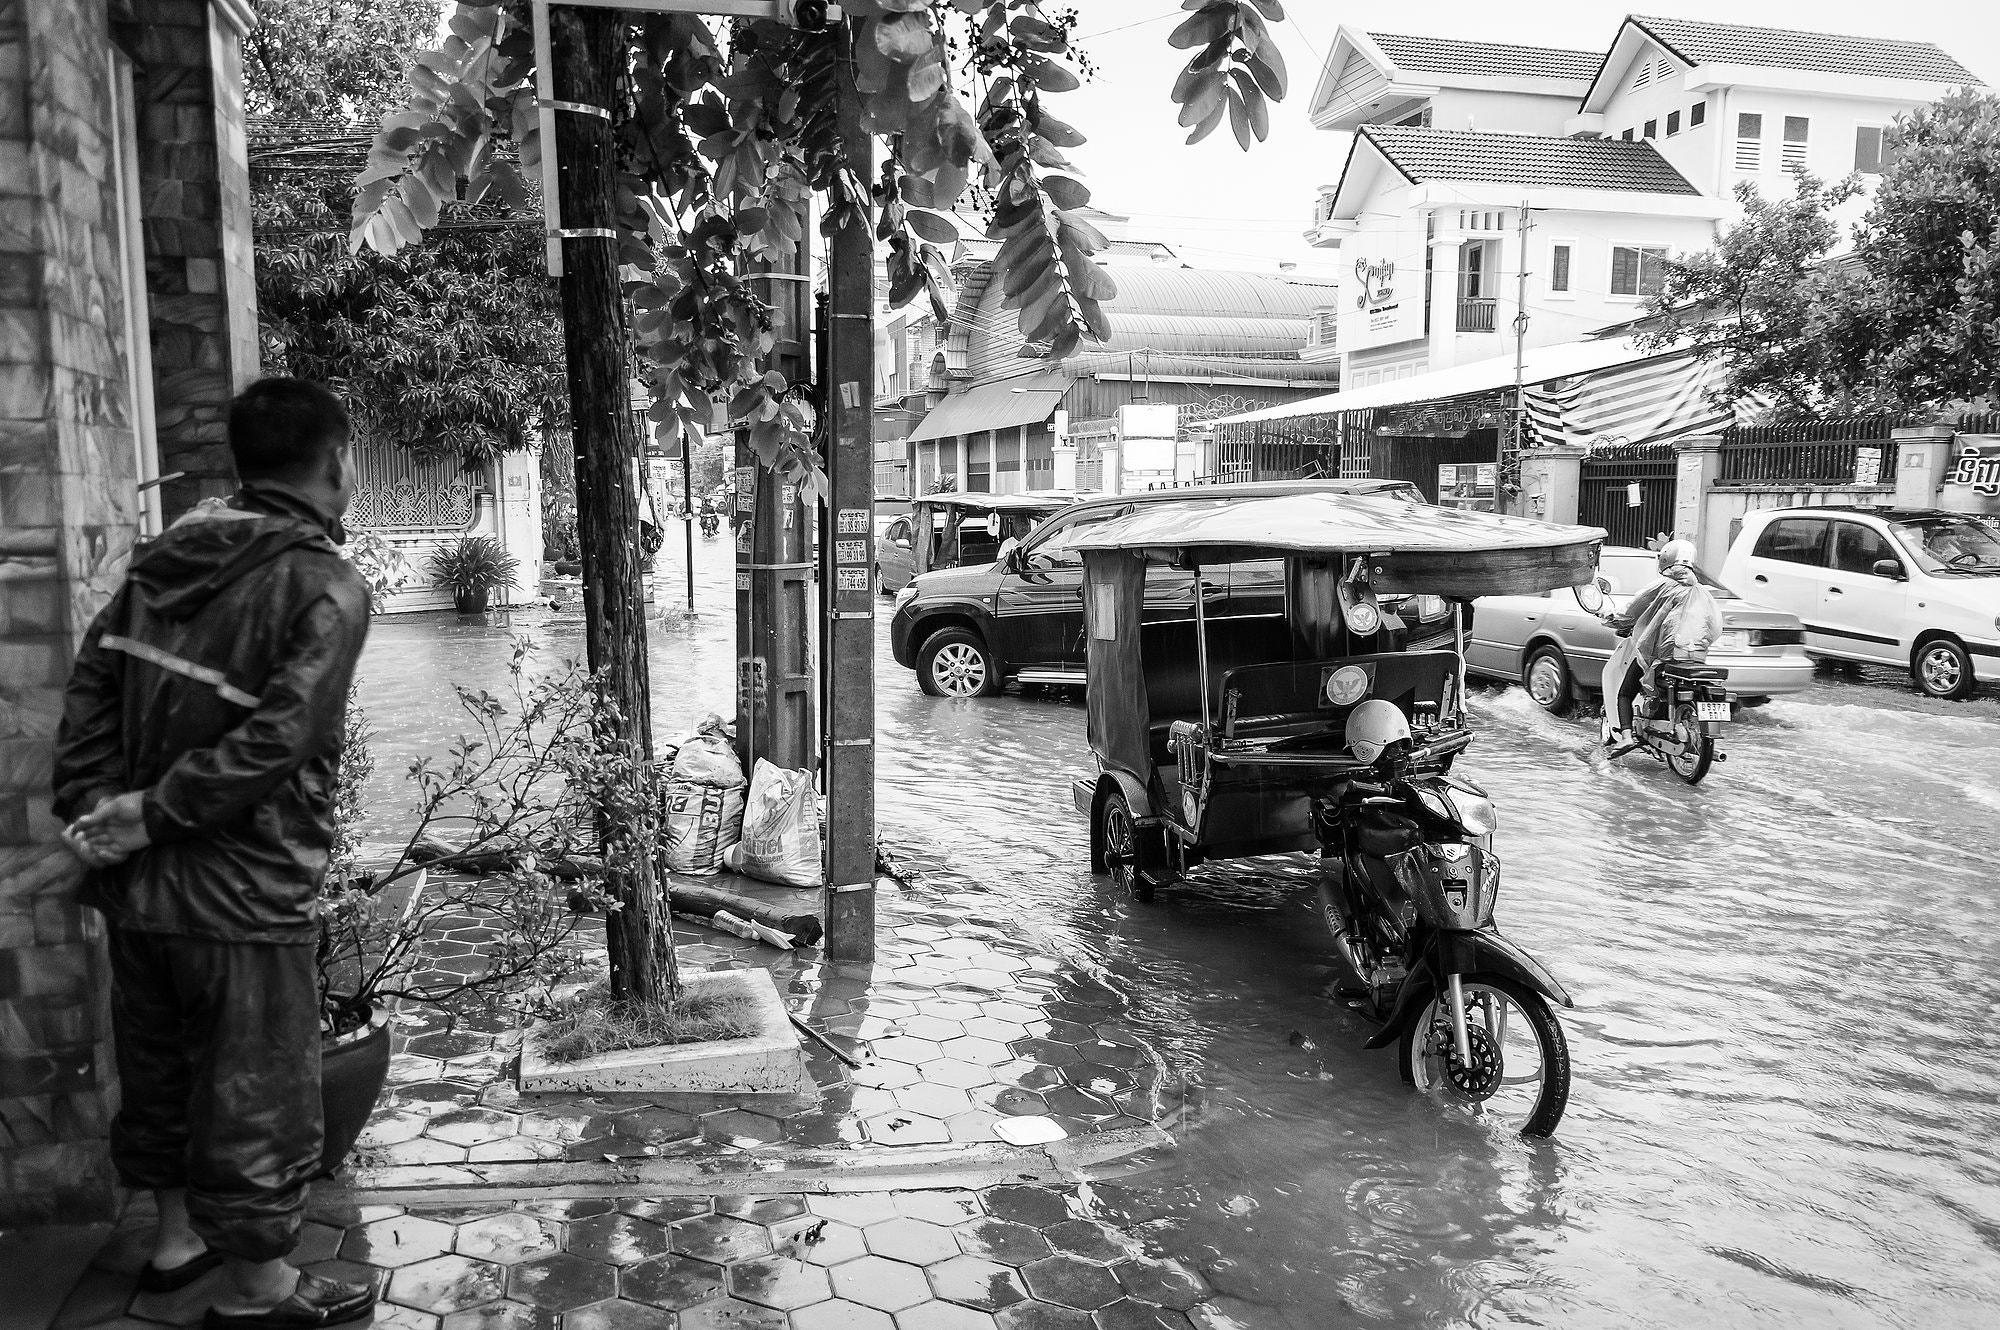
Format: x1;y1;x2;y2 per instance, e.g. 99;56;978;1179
1657;662;1725;681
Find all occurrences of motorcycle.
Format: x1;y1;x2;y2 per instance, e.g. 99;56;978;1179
1583;579;1732;785
1313;727;1573;1138
699;510;720;539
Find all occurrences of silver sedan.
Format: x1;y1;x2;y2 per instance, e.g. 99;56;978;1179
1466;547;1815;712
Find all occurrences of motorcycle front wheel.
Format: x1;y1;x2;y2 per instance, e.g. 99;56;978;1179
1665;701;1715;784
1398;973;1570;1138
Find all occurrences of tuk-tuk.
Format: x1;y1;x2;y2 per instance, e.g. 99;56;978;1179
876;492;1083;593
1066;488;1605;1136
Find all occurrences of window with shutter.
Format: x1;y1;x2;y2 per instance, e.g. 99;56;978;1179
1550;244;1572;294
1783;116;1809;171
1854;126;1883;173
1734;112;1763;170
1690;100;1706;128
1632;59;1652;89
1644;119;1657;139
1667;110;1680;136
1609;245;1667;298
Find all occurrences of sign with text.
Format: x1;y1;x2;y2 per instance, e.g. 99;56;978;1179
1340;227;1428;352
1945;438;2000;497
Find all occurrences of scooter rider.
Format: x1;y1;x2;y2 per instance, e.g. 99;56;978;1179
1599;539;1723;756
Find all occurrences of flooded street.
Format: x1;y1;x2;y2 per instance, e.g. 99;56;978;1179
354;533;2000;1330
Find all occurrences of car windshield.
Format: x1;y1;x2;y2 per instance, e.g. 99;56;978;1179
1892;517;2000;574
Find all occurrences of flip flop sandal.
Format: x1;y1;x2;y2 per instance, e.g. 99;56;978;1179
202;1273;377;1330
136;1249;225;1293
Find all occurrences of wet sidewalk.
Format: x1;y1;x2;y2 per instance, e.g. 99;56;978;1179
53;1175;1216;1330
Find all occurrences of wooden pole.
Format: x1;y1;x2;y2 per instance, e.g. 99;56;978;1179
550;3;674;1003
822;38;876;963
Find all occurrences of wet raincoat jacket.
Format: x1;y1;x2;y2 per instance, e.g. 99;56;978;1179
52;482;371;943
1599;565;1724;700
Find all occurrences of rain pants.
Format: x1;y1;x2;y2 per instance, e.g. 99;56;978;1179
1599;566;1724;723
53;481;370;1261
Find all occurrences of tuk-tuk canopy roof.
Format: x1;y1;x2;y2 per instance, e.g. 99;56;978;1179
1070;491;1606;596
915;492;1088;513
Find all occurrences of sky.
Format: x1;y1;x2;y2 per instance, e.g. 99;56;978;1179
1053;0;2000;276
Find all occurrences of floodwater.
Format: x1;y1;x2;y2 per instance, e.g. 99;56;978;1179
354;532;2000;1330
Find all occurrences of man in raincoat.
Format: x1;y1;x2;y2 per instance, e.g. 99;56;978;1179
53;379;375;1327
1600;539;1724;756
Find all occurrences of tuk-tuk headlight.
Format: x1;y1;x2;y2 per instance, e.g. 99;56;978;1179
1403;594;1448;622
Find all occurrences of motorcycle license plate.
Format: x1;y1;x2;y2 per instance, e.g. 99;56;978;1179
1696;700;1732;722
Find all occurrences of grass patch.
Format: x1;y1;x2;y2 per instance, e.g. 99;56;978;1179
537;983;759;1063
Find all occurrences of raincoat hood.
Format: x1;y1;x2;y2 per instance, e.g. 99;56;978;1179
130;481;347;621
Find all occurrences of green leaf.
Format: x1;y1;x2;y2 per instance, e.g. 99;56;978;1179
906;209;959;243
1042;175;1091;210
1169;5;1233;51
1028;59;1081;94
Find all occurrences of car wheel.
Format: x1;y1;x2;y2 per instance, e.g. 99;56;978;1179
1912;636;1975;700
1523;646;1575;716
918;628;1001;698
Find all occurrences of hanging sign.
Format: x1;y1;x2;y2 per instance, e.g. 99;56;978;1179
1945;440;2000;497
1340;225;1428;352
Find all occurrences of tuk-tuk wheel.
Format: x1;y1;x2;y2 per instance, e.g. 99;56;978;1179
1096;788;1156;902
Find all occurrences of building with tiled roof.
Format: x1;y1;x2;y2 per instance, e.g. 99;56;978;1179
1615;15;1977;86
1366;34;1602;85
1305;27;1599;140
1360;126;1701;196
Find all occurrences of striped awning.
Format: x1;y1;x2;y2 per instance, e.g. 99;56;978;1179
1522;351;1733;449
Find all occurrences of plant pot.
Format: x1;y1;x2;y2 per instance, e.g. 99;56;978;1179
552;560;583;577
453;586;491;613
317;1006;392;1178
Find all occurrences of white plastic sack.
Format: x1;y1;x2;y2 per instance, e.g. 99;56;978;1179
723;760;823;888
663;781;746;875
671;713;745;789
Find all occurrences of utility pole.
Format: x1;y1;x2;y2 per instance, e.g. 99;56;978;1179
734;240;816;775
1508;199;1533;515
821;46;877;963
548;3;675;1001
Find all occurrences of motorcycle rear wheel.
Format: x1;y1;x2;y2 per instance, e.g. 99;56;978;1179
1399;973;1570;1138
1665;702;1714;784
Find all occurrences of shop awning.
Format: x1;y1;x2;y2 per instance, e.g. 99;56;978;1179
906;371;1070;443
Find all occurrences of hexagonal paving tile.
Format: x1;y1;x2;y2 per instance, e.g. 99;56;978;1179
371;1305;441;1330
356;1110;431;1147
715;1196;808;1225
901;1302;1000;1330
438;1302;544;1330
829;1256;933;1312
994;1305;1094;1330
341;1215;457;1268
672;1214;775;1264
563;1297;674;1330
1021;1258;1122;1312
897;1015;966;1043
777;1217;868;1268
961;1018;1029;1045
1008;1040;1082;1068
454;1214;559;1264
791;1299;896;1330
938;1037;1010;1067
565;1213;674;1266
1090;1300;1193;1330
863;1112;951;1146
926;1255;1028;1311
809;1194;900;1226
980;1002;1040;1025
676;1296;790;1329
953;1220;1053;1269
423;1108;522;1147
727;1254;834;1311
981;1188;1072;1230
893;1193;981;1226
621;1254;725;1310
517;1197;618;1220
871;1036;944;1066
1110;1260;1205;1311
893;1083;974;1120
1042;1221;1133;1265
862;1218;958;1267
619;1197;712;1224
507;1253;618;1311
376;1137;473;1166
851;1060;922;1090
388;1255;509;1315
922;1061;999;1091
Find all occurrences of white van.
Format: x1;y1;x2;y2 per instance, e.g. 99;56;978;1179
1718;506;2000;698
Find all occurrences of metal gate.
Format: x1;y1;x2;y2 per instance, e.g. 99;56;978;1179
1579;443;1676;548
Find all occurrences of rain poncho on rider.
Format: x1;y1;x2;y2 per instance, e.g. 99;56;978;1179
1602;540;1723;745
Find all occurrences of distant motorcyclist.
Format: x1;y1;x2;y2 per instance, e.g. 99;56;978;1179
1599;539;1723;757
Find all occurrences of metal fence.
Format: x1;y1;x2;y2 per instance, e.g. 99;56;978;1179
1718;417;1905;487
1580;442;1677;547
347;442;482;532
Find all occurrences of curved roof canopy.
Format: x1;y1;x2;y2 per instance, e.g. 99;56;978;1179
1071;492;1605;596
916;492;1085;513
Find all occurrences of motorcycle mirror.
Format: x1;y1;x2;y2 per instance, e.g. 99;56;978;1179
1573;577;1606;614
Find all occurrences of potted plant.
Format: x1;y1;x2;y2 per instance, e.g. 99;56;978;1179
316;651;619;1174
429;534;520;613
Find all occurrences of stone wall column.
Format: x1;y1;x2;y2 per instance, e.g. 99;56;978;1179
1517;444;1585;525
132;0;258;521
1673;434;1726;568
1892;424;1955;510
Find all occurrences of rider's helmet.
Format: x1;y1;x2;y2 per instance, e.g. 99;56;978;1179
1656;539;1698;572
1345;699;1411;764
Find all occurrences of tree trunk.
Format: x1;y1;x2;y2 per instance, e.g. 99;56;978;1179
550;5;676;1004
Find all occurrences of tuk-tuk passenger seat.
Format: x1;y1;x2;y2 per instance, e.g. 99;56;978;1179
1138;616;1294;763
1215;651;1458;752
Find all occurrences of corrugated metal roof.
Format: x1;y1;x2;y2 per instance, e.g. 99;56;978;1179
906;371;1070;443
1362;125;1701;195
1629;14;1978;83
1060;351;1343;383
1367;32;1601;83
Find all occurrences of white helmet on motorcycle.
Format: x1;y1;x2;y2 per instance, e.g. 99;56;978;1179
1345;699;1411;764
1656;539;1698;572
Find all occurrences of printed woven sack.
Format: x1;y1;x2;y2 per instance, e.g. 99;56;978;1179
723;760;823;888
662;780;746;875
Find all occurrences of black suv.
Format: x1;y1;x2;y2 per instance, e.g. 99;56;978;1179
888;479;1425;697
